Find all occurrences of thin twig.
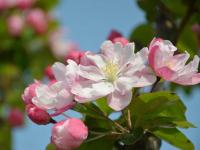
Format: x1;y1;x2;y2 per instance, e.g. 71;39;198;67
150;77;161;92
127;109;132;129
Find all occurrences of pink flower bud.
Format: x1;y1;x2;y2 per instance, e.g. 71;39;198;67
107;30;122;41
52;118;88;150
26;104;52;125
45;65;55;80
26;9;48;34
65;50;85;64
7;15;24;36
8;108;24;127
113;37;129;46
22;81;39;105
16;0;34;9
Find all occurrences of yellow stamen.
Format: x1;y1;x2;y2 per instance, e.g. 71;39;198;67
102;61;119;82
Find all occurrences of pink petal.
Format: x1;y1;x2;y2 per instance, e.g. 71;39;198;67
107;90;132;111
148;44;159;70
174;73;200;85
156;67;176;81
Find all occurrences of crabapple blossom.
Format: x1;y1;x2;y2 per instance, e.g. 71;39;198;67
51;118;88;150
71;41;156;111
26;9;48;34
22;80;40;105
31;60;78;115
7;15;24;36
148;38;200;85
26;104;52;125
49;30;77;59
8;108;24;127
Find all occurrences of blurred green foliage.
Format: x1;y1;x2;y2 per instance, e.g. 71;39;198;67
0;0;59;149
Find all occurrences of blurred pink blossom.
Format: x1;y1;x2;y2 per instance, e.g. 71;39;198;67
65;49;85;64
8;108;24;127
26;8;48;34
44;65;56;81
7;14;24;36
16;0;34;9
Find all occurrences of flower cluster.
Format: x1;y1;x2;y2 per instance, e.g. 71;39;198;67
0;0;50;37
22;37;200;150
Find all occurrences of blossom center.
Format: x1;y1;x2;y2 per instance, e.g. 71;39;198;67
102;61;119;82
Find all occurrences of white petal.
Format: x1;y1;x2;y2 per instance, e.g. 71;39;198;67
52;62;66;81
100;40;115;59
107;90;132;111
85;53;106;68
132;67;157;87
71;81;114;103
119;43;135;67
78;65;105;81
115;77;137;94
177;55;200;76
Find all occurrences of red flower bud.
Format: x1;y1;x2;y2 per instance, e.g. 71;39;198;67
26;104;52;125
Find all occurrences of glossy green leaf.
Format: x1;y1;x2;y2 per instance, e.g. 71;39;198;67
95;97;113;116
151;128;194;150
128;91;194;129
77;136;116;150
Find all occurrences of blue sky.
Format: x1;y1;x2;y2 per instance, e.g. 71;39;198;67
13;0;200;149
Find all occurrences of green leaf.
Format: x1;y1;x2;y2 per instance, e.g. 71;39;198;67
95;97;113;116
177;26;199;57
151;128;194;150
137;0;159;21
161;0;187;17
128;91;194;129
84;116;114;131
120;128;144;145
46;144;56;150
129;23;155;49
77;136;116;150
73;103;106;120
